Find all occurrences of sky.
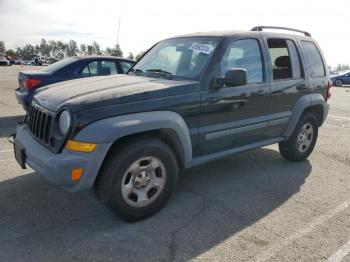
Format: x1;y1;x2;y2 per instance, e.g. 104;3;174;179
0;0;349;67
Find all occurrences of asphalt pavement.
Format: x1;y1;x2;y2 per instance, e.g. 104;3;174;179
1;65;350;262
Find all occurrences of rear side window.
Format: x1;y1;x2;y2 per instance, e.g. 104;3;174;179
267;39;302;80
80;60;117;76
220;39;263;83
300;41;325;78
101;61;117;75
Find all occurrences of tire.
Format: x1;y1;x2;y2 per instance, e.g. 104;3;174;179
96;137;179;222
335;79;342;87
279;113;318;162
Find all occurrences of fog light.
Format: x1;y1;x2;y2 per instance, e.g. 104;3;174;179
71;168;84;181
65;140;97;153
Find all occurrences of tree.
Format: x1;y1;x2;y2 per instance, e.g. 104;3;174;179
127;52;134;60
111;44;123;57
5;49;16;59
92;41;101;55
16;47;23;58
0;41;5;54
40;38;50;57
67;40;78;57
80;44;87;55
105;47;113;55
34;44;40;55
135;51;145;61
87;45;93;55
21;44;36;60
337;63;350;71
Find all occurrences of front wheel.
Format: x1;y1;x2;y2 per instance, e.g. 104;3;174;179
96;137;179;222
279;113;318;161
335;79;342;87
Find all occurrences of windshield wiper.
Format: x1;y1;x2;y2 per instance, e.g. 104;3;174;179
129;68;144;73
146;68;172;75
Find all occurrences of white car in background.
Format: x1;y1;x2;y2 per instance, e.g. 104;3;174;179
0;56;10;66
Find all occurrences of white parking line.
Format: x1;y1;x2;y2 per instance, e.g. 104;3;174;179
329;115;350;121
255;201;350;262
0;149;13;153
327;240;350;262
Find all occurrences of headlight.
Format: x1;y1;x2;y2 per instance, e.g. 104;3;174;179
58;110;71;135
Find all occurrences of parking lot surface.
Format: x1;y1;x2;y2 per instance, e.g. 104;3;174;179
1;66;350;262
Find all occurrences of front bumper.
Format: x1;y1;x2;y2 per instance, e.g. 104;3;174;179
14;124;112;191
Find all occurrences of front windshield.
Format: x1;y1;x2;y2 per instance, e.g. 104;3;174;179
41;57;78;73
131;37;221;79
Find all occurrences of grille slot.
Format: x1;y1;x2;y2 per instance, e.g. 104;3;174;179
27;104;53;144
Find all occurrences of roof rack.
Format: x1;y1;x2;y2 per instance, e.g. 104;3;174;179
251;26;311;37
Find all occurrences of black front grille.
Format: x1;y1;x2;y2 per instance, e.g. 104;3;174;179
27;104;54;145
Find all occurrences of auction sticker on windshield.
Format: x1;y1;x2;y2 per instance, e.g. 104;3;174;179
189;43;215;54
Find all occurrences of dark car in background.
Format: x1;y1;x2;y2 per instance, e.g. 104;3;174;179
15;56;135;110
331;71;350;87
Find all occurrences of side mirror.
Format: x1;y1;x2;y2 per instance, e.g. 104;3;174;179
213;68;247;89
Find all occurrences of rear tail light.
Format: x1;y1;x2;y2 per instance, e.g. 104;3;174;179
24;78;41;90
326;80;332;101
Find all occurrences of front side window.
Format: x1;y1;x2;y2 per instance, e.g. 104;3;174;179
220;39;263;83
131;37;220;79
87;61;98;76
300;41;325;78
119;61;134;73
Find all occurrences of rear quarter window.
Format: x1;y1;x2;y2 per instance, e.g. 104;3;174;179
300;41;325;78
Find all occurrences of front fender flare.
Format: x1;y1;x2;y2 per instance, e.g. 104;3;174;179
74;111;193;167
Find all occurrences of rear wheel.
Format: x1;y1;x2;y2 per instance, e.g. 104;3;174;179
279;113;318;161
335;79;342;87
96;137;179;222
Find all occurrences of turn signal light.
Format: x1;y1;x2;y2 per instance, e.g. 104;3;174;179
71;168;84;181
65;140;97;152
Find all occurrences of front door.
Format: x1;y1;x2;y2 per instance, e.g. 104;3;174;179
197;37;270;156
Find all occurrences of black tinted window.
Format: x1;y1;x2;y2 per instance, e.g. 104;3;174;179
301;41;325;78
220;39;263;83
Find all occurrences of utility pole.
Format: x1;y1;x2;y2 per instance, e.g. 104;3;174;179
117;18;121;46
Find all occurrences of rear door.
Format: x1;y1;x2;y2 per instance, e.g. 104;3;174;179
197;37;271;156
262;36;307;138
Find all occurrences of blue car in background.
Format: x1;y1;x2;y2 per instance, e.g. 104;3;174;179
330;71;350;87
15;56;135;110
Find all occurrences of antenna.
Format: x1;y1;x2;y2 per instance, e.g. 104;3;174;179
117;18;121;46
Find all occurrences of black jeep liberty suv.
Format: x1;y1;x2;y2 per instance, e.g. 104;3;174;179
13;26;331;221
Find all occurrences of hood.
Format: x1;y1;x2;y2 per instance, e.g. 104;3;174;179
33;74;199;112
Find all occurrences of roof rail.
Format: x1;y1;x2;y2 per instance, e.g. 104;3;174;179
251;26;311;37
